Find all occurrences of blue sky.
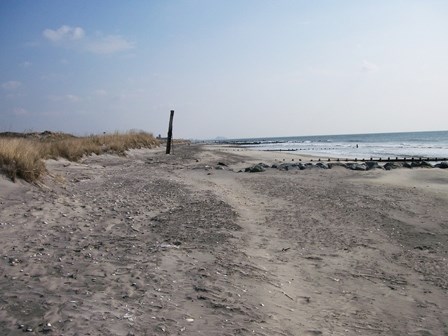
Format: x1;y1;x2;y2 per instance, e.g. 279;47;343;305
1;1;447;139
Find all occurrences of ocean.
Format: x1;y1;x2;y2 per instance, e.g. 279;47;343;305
224;130;448;160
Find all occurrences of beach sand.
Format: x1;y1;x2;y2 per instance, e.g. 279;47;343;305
1;144;447;335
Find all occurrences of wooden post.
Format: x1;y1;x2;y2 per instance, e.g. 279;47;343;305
166;110;174;154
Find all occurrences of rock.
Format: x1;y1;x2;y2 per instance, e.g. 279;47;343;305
217;162;227;166
296;163;305;169
402;162;412;168
257;162;270;168
384;162;402;170
8;257;19;266
278;163;293;171
365;161;381;170
281;163;302;170
411;161;433;168
347;163;367;171
315;162;329;169
42;324;53;334
435;161;448;169
251;164;265;173
328;162;347;169
421;161;433;168
156;324;167;332
245;164;265;173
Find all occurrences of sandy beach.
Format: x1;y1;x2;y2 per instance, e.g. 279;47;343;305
1;144;447;335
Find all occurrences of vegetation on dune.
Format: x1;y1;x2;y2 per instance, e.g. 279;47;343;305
0;131;160;182
0;138;47;182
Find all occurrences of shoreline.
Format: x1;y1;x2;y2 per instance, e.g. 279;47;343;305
208;143;448;161
205;144;448;169
210;129;448;161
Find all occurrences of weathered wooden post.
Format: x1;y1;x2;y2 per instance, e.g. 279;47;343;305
166;110;174;154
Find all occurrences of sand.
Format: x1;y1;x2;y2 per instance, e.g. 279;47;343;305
1;144;447;335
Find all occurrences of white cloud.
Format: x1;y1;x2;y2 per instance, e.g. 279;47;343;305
307;66;344;77
48;94;81;102
2;81;21;90
13;107;28;116
20;61;32;68
5;93;25;99
65;94;80;102
23;41;40;48
43;25;85;42
86;35;134;54
361;60;380;73
94;89;108;96
43;25;133;55
41;73;66;81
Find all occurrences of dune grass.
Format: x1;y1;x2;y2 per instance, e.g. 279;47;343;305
0;138;47;182
0;131;159;182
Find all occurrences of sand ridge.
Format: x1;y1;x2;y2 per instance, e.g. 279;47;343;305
1;144;447;335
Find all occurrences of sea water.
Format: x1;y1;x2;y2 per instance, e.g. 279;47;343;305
227;130;448;159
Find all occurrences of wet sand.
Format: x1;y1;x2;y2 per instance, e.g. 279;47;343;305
1;144;447;335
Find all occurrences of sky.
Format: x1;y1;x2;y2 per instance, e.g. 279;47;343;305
1;0;448;139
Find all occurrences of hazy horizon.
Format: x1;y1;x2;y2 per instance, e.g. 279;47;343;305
213;129;448;141
1;1;448;139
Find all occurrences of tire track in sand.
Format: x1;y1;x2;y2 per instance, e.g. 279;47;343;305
181;169;328;336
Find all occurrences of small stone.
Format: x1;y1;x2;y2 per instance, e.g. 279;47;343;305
42;324;53;333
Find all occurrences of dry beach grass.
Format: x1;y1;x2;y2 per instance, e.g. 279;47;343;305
0;131;159;182
0;138;46;182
